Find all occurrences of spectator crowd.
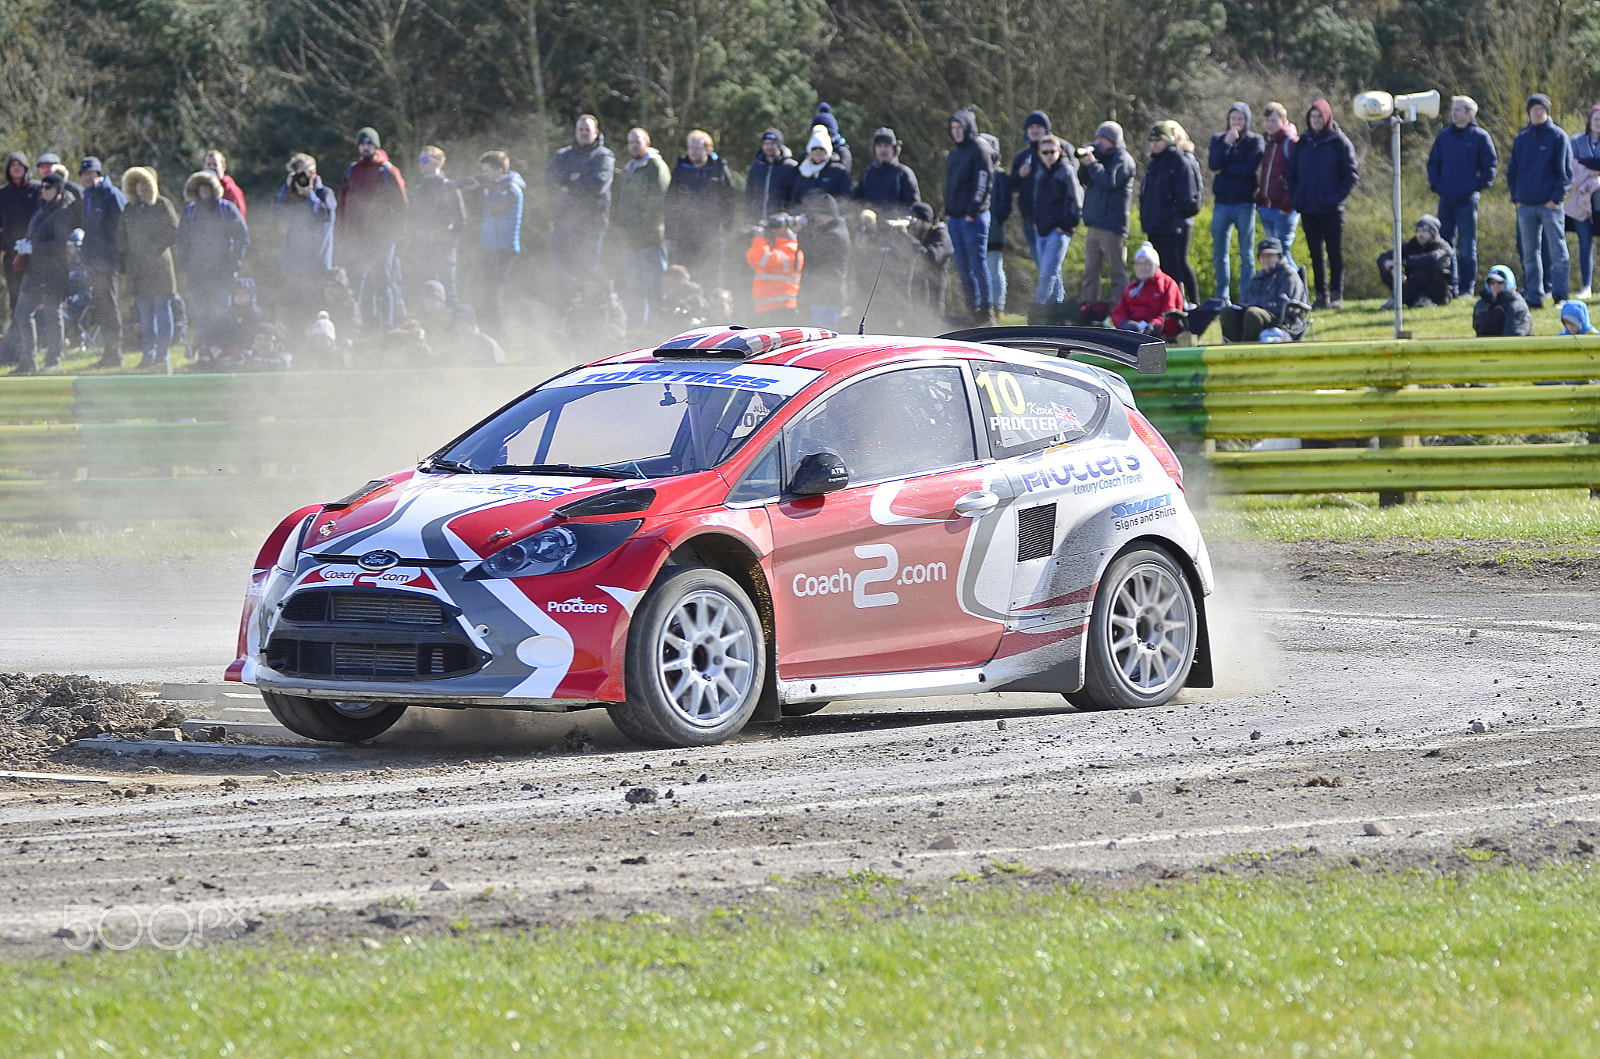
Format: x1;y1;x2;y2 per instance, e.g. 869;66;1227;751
0;89;1596;374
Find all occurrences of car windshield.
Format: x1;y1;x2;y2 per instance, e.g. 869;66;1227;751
432;360;823;478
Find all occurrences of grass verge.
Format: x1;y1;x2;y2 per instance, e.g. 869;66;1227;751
0;521;254;561
1201;488;1600;553
6;864;1600;1057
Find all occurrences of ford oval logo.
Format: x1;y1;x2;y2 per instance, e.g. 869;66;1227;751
356;549;400;571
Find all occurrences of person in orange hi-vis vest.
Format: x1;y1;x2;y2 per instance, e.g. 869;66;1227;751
746;216;804;319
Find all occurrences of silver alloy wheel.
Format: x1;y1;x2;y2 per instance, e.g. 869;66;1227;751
655;589;758;727
331;699;389;718
1106;561;1193;697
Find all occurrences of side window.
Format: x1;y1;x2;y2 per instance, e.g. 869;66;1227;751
785;366;976;486
971;363;1103;459
726;439;783;504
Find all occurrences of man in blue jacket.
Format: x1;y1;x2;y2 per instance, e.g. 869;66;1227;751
1507;93;1573;308
1208;103;1264;302
77;158;126;367
1427;96;1498;297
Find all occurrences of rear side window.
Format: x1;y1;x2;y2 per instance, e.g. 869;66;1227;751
786;365;976;485
971;363;1104;459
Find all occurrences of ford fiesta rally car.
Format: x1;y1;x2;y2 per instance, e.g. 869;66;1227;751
227;324;1213;748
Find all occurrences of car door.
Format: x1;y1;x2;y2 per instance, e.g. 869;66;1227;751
765;363;1006;678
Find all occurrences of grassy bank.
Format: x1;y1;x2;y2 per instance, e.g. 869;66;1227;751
5;864;1599;1057
1202;488;1600;552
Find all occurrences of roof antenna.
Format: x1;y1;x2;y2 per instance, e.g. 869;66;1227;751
857;246;891;336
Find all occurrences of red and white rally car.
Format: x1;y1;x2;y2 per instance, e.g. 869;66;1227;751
227;325;1213;747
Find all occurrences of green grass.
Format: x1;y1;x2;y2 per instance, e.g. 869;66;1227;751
1202;488;1600;550
6;865;1600;1057
0;521;254;560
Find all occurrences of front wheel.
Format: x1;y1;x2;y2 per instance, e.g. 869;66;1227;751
1070;546;1197;712
261;691;408;742
607;566;767;748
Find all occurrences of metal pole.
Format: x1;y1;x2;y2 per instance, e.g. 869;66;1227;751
1392;117;1403;339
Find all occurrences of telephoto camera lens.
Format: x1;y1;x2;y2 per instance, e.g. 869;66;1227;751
292;172;311;187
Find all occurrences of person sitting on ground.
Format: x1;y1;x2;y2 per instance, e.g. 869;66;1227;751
299;310;349;370
706;287;736;322
204;277;265;359
661;264;707;329
560;266;628;344
1472;265;1533;337
415;279;505;364
61;228;94;352
1560;298;1598;334
1377;215;1454;308
1111;242;1185;337
216;320;290;372
1219;237;1305;342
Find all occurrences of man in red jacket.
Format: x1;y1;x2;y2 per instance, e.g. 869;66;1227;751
203;150;247;220
338;126;409;330
1255;102;1299;269
1111;242;1184;337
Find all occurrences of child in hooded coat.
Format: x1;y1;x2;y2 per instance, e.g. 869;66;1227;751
1560;299;1599;334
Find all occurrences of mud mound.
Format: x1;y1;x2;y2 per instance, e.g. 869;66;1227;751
0;673;183;761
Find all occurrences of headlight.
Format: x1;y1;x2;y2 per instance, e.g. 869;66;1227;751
275;515;314;573
466;519;642;580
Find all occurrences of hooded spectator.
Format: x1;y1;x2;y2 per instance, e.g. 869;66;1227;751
275;152;338;336
1219;237;1306;343
118;167;179;371
77;156;127;367
1561;298;1598;334
794;124;853;203
980;133;1010;317
1567;104;1600;299
1011;110;1053;272
797;191;851;330
1286;98;1358;308
1508;94;1574;309
1112;242;1185;337
856;128;920;217
338;126;409;329
809;102;853;173
462;150;524;336
544;114;615;280
1139;120;1202;304
406;145;468;306
615;127;673;328
891;201;952;330
176;169;250;364
1255;102;1301;271
1473;264;1533;336
1208;102;1265;301
204;150;247;220
1377;214;1454;308
1029;135;1081;318
0;171;74;374
945;107;996;324
0;152;39;315
1078;120;1136;309
665;130;736;288
1427;95;1496;296
746;128;799;223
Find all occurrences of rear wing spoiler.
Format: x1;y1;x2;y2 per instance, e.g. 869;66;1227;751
938;325;1168;375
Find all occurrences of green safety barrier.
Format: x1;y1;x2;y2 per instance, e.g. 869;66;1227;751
1209;442;1600;493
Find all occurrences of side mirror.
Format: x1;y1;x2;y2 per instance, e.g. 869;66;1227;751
788;451;849;496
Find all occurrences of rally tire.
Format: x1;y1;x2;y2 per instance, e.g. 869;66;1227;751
262;691;408;743
608;566;767;748
1071;546;1197;712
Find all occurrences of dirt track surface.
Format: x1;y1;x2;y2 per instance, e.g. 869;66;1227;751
2;540;1599;954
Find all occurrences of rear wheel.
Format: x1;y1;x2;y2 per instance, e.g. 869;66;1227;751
262;691;408;743
1069;546;1197;712
607;566;766;748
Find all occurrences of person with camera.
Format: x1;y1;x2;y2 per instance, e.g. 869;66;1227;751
1076;121;1136;314
900;201;953;330
275;152;337;341
406;145;468;308
458;150;524;337
745;213;803;320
